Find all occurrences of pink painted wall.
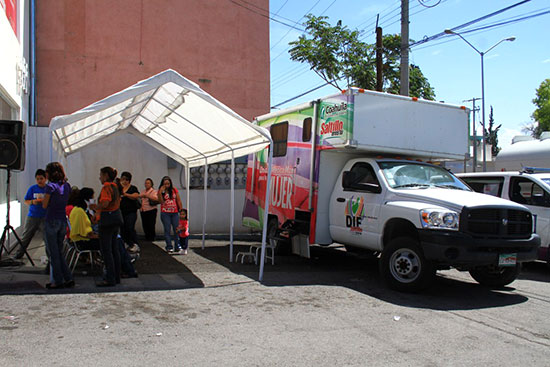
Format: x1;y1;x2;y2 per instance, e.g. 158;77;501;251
36;0;270;126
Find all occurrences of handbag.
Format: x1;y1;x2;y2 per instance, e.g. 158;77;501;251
99;209;123;228
148;198;160;206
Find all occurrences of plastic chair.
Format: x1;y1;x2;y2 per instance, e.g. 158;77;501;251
66;217;101;272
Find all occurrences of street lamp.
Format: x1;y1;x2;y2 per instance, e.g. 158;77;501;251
444;29;515;172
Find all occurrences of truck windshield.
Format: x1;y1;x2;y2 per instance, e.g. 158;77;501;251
378;162;470;191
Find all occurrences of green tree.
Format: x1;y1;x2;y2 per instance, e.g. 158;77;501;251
484;106;501;157
288;15;435;100
530;78;550;138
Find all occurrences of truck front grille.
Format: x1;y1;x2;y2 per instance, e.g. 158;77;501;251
461;207;532;239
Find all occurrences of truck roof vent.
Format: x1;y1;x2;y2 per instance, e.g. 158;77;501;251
540;131;550;141
512;135;535;144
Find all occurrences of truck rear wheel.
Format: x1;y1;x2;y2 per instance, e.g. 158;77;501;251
380;237;435;292
469;264;521;288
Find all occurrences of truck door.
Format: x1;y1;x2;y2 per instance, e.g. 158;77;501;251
508;177;550;252
330;162;383;249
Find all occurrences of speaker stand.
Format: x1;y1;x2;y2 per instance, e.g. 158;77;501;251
0;169;35;266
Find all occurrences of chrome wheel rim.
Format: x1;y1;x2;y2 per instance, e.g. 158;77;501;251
389;248;421;283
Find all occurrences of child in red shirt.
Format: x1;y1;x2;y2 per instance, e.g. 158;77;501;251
177;209;189;255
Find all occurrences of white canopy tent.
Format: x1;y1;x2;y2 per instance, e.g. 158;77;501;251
50;69;273;281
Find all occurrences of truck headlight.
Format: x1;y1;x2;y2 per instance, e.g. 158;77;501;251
420;209;459;230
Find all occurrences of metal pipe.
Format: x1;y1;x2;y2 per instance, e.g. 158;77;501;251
308;101;319;211
186;164;190;225
202;159;207;250
230;151;235;262
29;0;36;126
259;144;273;282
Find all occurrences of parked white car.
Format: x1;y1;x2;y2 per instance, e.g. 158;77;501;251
458;170;550;264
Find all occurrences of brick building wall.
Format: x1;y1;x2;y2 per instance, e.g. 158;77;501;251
36;0;270;126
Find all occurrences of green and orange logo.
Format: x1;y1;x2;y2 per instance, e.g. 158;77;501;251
345;196;365;232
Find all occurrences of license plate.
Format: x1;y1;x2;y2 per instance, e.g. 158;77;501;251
498;253;517;267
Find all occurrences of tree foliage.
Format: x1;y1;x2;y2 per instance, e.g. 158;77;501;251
529;78;550;138
288;15;435;100
484;106;501;157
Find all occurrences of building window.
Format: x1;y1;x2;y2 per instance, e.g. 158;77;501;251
302;117;312;142
270;121;288;157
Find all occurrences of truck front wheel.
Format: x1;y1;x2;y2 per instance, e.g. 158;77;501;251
380;237;435;292
469;264;521;288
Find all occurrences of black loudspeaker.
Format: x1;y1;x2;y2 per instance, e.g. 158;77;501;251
0;120;26;171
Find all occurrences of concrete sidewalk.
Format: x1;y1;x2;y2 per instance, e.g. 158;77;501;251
0;234;261;295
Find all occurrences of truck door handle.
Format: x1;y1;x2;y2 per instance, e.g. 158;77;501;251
336;198;345;202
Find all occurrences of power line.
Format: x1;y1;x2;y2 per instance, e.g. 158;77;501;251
271;0;413;87
409;0;532;47
418;0;442;9
271;1;543;109
234;0;299;24
274;0;289;15
229;0;305;32
270;0;322;53
271;80;337;109
413;7;550;52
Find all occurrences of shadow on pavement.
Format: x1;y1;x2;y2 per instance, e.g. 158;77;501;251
517;261;550;283
0;241;204;295
196;242;530;311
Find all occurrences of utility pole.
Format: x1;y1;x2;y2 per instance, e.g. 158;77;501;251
464;97;481;172
376;15;383;92
399;0;409;96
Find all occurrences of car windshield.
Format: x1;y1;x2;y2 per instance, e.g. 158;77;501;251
542;178;550;187
378;161;470;190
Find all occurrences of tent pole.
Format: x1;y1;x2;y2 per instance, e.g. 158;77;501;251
202;160;207;250
230;151;235;262
186;164;190;223
259;145;273;282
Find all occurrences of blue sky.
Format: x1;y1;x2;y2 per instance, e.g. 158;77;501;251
268;0;550;148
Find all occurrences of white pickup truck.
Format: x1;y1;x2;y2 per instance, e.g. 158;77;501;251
458;169;550;265
243;89;540;291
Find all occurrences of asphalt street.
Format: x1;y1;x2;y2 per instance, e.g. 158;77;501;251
1;238;549;366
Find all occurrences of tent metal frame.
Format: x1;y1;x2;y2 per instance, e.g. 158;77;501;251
50;70;273;281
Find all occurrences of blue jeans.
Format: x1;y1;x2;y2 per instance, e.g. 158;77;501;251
160;212;179;251
44;219;72;285
179;236;189;250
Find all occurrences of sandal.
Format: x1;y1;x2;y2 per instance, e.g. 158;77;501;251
45;283;63;289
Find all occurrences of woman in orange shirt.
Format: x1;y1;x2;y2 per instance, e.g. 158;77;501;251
91;166;123;287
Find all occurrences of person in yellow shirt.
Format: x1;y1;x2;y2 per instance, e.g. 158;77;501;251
69;188;100;251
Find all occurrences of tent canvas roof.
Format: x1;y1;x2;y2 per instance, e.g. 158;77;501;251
50;69;271;167
49;69;274;281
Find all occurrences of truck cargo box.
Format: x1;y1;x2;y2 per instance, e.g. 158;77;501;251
243;88;470;242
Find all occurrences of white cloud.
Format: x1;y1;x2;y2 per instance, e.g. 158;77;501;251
431;50;441;56
543;58;550;64
485;53;499;60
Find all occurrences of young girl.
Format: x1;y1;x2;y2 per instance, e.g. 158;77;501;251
177;209;189;255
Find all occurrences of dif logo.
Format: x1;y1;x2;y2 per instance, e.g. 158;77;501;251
345;196;364;233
